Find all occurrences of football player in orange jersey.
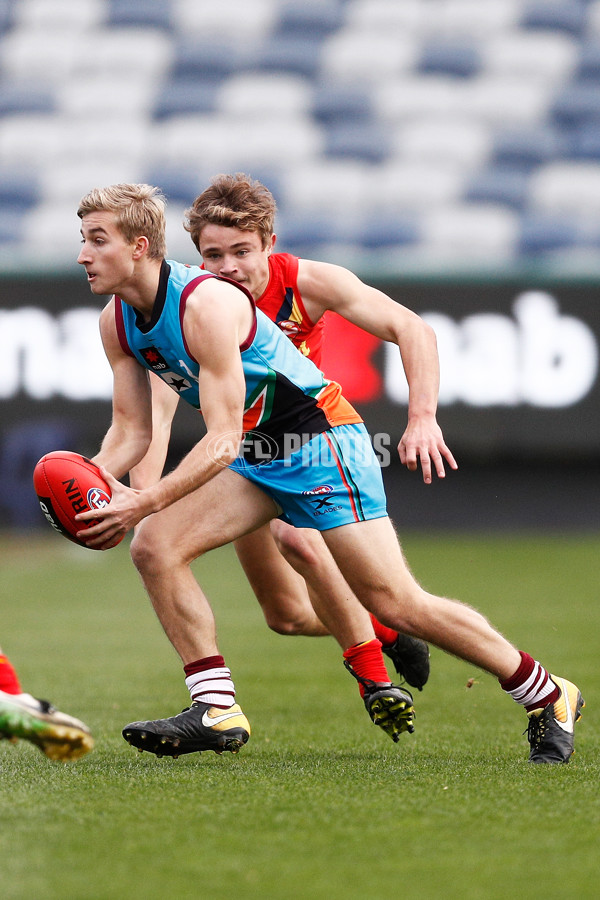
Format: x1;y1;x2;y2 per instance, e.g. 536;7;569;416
185;175;457;683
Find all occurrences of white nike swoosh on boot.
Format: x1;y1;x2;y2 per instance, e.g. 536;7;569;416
553;678;574;733
201;709;242;728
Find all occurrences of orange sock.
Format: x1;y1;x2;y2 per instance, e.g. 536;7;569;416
343;639;390;697
0;654;22;694
369;613;398;648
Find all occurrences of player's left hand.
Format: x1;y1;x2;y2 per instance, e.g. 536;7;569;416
398;416;458;484
74;468;146;549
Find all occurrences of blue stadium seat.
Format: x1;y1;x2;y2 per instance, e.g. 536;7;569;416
418;43;481;78
323;122;391;164
567;123;600;160
274;1;345;39
464;167;531;210
575;41;600;81
170;38;240;83
276;213;338;256
312;83;372;126
0;0;14;35
106;0;173;30
551;81;600;127
0;168;40;209
257;36;325;79
350;215;419;250
153;79;218;120
520;0;588;37
0;82;55;116
491;127;565;170
518;215;578;256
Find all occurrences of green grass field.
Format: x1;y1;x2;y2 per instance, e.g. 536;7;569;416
0;531;598;900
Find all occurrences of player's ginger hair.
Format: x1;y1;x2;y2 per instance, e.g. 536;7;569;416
185;173;276;252
77;183;168;260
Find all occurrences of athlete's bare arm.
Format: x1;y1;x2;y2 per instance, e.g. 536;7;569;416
129;373;180;490
77;279;253;546
92;299;155;479
297;259;457;483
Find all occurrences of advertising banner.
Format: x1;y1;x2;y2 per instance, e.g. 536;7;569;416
2;275;599;457
2;274;598;527
321;278;599;459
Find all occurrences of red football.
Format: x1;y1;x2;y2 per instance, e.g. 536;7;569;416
33;450;122;549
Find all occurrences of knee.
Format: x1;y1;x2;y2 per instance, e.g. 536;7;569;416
254;584;316;636
376;586;433;635
130;519;212;576
130;524;184;577
129;527;160;577
265;616;301;636
263;605;312;636
270;521;322;572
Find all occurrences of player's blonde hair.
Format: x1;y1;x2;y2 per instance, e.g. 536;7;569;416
77;183;167;259
185;173;276;251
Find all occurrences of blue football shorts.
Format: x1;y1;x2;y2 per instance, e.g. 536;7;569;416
229;422;388;530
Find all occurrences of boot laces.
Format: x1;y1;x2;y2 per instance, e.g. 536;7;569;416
526;711;547;746
343;659;391;693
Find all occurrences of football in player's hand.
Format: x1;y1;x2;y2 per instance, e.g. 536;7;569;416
33;450;122;549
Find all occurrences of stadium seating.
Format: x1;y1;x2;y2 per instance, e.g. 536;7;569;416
0;167;39;209
491;126;567;169
274;1;345;41
517;214;579;256
464;167;531;210
417;42;482;78
521;0;588;37
107;0;173;31
1;0;600;271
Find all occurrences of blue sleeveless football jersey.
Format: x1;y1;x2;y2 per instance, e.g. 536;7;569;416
114;260;361;458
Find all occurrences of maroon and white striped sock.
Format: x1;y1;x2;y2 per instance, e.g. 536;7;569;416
184;655;235;709
500;651;559;712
